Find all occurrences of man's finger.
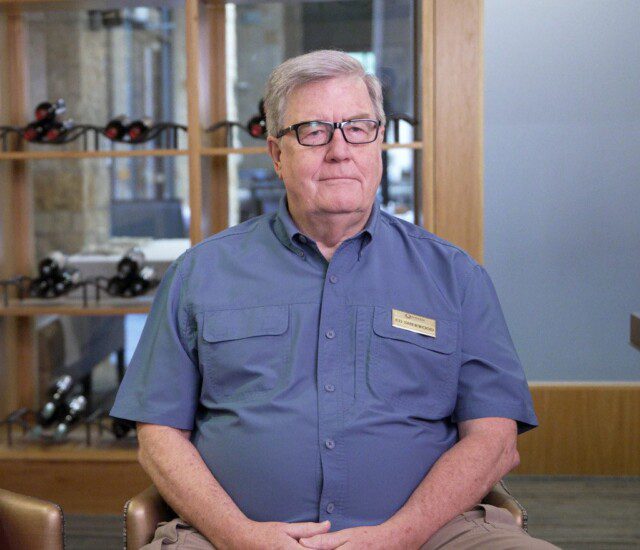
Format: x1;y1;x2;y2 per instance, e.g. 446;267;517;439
299;532;346;549
284;520;331;538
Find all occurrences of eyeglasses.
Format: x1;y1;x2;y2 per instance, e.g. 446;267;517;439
276;119;381;146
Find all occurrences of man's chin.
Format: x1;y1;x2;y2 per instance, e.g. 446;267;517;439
315;200;369;217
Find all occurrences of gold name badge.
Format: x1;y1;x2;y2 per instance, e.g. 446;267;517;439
392;309;436;338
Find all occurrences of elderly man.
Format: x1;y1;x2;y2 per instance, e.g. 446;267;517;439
112;50;556;549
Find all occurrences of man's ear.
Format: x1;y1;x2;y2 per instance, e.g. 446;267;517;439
267;136;283;179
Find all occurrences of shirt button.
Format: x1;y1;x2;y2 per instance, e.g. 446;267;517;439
296;249;305;257
329;275;338;284
325;439;335;450
325;329;335;339
326;502;335;513
324;384;335;392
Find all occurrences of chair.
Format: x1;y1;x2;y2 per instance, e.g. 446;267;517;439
482;479;528;531
123;485;174;550
123;481;527;548
0;488;65;550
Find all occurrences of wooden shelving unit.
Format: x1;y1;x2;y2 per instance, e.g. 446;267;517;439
0;148;189;160
0;0;483;513
0;297;153;316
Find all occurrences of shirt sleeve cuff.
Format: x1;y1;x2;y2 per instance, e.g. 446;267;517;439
452;400;538;434
109;403;195;431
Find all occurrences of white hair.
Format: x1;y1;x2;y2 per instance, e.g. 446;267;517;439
264;49;386;137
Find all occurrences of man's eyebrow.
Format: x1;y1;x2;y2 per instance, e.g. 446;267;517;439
345;113;374;120
293;113;375;123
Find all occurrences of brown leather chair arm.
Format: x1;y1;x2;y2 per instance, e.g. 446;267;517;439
482;480;528;532
0;488;65;550
124;485;174;550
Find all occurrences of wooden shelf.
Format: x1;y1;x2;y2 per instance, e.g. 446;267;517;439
0;423;137;462
201;141;424;156
202;145;268;156
0;442;138;462
383;141;423;150
0;148;188;160
0;0;183;13
0;297;153;316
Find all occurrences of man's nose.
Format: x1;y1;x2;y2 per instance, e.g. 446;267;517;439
324;127;351;161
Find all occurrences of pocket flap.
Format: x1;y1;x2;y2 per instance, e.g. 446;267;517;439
203;305;289;342
372;307;456;354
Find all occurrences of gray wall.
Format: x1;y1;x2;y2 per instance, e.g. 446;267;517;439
484;0;640;381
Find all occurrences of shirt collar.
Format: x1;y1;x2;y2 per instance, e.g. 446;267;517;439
273;193;380;254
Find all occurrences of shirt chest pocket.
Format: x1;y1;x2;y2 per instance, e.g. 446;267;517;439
368;307;459;418
199;305;291;402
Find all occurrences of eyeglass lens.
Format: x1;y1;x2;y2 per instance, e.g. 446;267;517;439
297;120;378;145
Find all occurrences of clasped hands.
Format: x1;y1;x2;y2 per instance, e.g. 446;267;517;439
232;517;417;550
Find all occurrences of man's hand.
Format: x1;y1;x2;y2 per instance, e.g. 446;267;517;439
298;524;406;550
226;519;332;550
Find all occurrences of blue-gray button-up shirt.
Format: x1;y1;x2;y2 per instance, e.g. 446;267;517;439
111;196;537;531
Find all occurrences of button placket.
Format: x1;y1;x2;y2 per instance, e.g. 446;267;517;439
316;242;355;524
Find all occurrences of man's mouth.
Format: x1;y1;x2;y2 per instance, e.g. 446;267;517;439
319;176;359;182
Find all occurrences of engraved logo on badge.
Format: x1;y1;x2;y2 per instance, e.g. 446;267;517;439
392;309;436;338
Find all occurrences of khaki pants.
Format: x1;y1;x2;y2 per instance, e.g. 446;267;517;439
142;504;559;549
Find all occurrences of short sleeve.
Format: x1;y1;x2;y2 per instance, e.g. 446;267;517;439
452;265;538;433
110;258;200;430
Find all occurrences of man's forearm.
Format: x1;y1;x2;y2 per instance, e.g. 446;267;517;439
137;423;248;548
383;418;519;547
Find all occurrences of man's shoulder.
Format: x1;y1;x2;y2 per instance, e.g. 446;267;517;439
171;213;273;273
379;210;480;271
195;213;271;249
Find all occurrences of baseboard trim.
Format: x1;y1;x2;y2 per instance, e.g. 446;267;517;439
516;383;640;475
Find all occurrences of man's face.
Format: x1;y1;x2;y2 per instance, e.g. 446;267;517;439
268;76;384;220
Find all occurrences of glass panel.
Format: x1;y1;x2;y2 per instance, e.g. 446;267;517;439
21;6;189;258
222;0;416;226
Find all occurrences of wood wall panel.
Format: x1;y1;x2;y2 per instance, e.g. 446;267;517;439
4;10;37;412
432;0;483;261
516;384;640;475
0;458;150;514
418;0;435;231
185;0;203;243
206;0;229;236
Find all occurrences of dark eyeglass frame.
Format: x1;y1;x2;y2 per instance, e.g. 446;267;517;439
276;119;382;146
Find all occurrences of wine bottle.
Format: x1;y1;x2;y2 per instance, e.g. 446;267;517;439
129;265;156;297
246;99;267;138
45;120;74;142
53;395;88;440
23;120;52;142
53;268;80;296
37;375;74;427
34;99;66;122
117;248;145;277
29;251;66;297
112;418;136;439
127;117;153;141
104;115;130;140
39;251;67;276
29;251;79;298
107;248;157;297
